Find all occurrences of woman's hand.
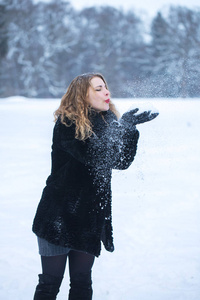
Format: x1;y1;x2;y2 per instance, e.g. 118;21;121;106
129;108;159;124
121;105;159;126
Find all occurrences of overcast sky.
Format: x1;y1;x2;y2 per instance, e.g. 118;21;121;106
34;0;200;17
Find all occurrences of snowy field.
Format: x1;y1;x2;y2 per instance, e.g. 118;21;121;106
0;97;200;300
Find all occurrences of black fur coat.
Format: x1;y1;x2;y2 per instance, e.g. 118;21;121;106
32;109;139;257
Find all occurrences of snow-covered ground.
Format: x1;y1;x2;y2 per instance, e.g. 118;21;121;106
0;97;200;300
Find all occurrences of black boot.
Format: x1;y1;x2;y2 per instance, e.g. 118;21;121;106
33;273;63;300
68;271;93;300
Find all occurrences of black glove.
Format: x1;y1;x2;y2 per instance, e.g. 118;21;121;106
121;108;159;126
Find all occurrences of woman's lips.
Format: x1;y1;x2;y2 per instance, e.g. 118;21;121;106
105;99;110;103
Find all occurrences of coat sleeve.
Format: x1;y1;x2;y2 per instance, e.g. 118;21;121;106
53;116;139;170
111;123;139;170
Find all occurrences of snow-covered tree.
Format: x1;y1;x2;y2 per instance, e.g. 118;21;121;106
2;0;77;97
0;1;9;95
75;6;144;97
1;1;200;98
3;0;38;96
168;6;200;97
148;7;200;97
32;0;77;97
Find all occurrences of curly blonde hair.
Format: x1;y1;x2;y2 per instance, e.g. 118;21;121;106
54;73;120;141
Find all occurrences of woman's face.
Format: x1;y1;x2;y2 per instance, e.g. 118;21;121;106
87;77;110;112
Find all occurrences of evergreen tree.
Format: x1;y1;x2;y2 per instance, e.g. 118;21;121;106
77;6;143;97
168;6;200;97
149;7;200;97
1;1;200;98
0;2;8;58
32;0;76;97
0;1;9;95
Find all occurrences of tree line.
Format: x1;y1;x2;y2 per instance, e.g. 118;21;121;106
1;0;200;98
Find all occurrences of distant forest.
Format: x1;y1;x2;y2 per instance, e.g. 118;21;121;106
1;0;200;98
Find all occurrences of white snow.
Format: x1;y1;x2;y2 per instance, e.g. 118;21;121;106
0;97;200;300
126;101;159;116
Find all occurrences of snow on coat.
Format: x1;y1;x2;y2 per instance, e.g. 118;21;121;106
32;109;139;257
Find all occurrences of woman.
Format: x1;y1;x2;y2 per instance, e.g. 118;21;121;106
32;73;158;300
